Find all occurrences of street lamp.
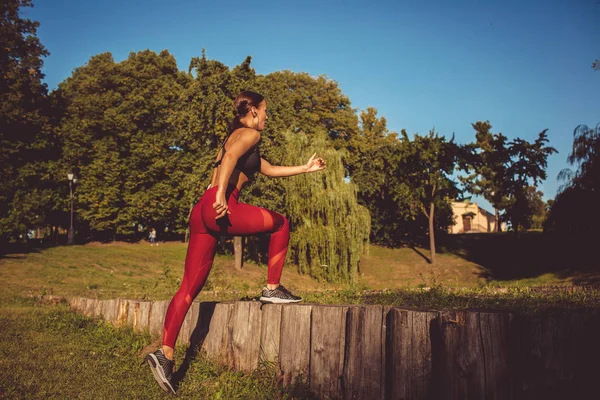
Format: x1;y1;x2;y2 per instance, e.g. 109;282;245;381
67;173;77;244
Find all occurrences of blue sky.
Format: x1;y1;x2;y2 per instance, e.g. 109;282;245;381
25;0;599;208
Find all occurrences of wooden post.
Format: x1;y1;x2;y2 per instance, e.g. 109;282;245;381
202;303;234;367
260;304;283;364
135;301;152;333
310;305;348;399
342;305;385;399
230;301;262;372
148;300;170;336
434;310;513;400
385;308;438;400
279;304;313;386
177;301;200;346
234;236;243;269
512;312;600;399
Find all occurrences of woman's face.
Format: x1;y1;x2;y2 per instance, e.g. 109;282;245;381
254;100;268;131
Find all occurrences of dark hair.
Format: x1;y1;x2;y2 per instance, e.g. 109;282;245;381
229;91;264;133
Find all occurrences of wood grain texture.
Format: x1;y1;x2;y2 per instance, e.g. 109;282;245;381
230;301;262;372
310;305;348;399
201;302;234;366
279;304;313;386
342;305;385;400
385;308;438;400
259;304;283;364
435;310;512;400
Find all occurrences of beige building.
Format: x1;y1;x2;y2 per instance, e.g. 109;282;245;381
449;200;504;233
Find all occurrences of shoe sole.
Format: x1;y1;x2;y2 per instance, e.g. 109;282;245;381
145;353;176;395
259;296;302;304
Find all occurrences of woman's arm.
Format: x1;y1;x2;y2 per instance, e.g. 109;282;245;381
260;153;326;177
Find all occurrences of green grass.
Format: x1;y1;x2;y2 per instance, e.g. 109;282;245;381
0;295;310;399
1;239;599;398
1;240;599;314
302;285;600;314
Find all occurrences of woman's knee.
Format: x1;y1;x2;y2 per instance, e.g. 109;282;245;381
273;212;289;233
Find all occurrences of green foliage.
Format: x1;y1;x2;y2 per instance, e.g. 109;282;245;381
0;0;60;243
346;108;408;245
282;130;370;283
460;122;556;232
546;123;600;234
394;130;460;262
56;50;191;239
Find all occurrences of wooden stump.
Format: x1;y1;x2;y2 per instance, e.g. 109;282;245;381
512;312;600;400
177;301;200;346
259;304;283;364
126;300;139;328
230;301;262;372
148;300;170;336
188;302;217;351
101;299;118;323
310;305;348;399
135;301;152;332
342;305;385;400
279;304;313;386
385;308;438;400
202;302;234;366
115;299;128;327
434;310;513;400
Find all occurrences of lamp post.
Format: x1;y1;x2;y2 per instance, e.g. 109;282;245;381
67;173;77;244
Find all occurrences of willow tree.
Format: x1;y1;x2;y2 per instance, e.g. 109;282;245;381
281;130;370;283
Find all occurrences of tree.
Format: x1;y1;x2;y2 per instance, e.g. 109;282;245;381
345;108;407;245
395;130;459;263
281;130;370;283
0;0;56;243
55;50;189;239
460;122;556;232
459;121;511;231
503;130;556;231
546;123;600;235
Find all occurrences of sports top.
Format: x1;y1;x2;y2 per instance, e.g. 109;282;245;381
214;135;261;180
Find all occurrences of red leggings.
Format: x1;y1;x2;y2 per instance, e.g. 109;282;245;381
162;185;289;348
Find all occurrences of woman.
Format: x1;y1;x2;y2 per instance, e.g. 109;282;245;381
145;91;326;394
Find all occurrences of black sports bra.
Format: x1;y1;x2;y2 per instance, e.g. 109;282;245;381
214;135;261;179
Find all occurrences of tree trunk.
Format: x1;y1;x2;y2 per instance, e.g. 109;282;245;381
234;236;243;269
495;208;500;232
429;202;436;264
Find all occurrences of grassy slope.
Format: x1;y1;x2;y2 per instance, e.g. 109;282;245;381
1;239;576;303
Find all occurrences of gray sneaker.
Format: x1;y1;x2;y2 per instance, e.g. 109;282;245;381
144;349;176;394
259;285;302;304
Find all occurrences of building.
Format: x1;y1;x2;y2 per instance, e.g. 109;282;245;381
448;200;505;233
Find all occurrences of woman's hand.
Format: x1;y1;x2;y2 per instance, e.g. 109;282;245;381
304;152;327;173
213;191;231;219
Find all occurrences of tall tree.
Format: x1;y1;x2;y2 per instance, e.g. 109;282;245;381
346;108;407;245
56;50;189;239
460;122;555;232
0;0;55;243
503;130;556;231
546;123;600;234
395;130;459;263
459;121;511;231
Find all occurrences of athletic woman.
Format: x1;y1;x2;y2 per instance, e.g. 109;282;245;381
145;91;326;394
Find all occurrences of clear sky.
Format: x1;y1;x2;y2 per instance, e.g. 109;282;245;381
24;0;599;208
